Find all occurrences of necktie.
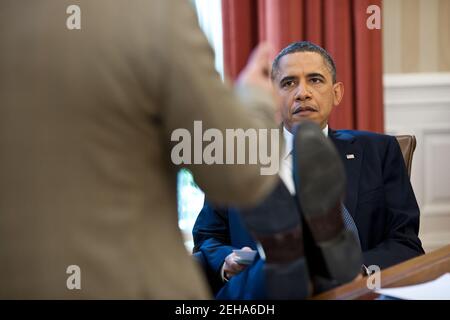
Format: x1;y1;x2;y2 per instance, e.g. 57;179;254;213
283;151;361;248
341;204;361;249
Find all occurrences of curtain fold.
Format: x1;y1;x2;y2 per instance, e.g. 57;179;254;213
222;0;384;132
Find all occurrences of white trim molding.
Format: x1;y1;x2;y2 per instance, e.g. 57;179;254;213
384;73;450;253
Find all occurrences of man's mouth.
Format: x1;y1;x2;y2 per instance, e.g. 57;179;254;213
292;106;318;115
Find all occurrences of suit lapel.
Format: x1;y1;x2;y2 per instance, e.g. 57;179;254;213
329;129;363;219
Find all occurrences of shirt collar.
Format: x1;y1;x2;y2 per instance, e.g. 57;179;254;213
283;124;329;159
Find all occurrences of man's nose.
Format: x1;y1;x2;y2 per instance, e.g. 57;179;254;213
295;82;312;101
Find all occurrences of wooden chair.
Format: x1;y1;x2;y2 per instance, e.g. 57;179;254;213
395;135;417;178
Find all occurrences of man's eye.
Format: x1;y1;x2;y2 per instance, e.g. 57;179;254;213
310;78;323;84
282;80;295;88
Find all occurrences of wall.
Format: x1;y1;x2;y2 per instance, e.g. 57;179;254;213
383;0;450;252
384;73;450;253
383;0;450;74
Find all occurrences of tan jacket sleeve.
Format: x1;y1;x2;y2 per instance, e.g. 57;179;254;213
157;0;281;207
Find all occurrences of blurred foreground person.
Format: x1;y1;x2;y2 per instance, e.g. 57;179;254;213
0;0;280;298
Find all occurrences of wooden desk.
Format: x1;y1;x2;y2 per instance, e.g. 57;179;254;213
313;244;450;300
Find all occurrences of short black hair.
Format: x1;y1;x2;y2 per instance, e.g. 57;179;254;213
271;41;337;83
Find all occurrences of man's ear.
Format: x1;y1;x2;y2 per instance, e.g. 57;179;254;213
333;82;344;106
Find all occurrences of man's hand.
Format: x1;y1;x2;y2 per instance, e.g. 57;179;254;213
236;43;273;89
223;246;253;280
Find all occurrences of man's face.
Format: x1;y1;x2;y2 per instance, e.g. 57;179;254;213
273;51;344;132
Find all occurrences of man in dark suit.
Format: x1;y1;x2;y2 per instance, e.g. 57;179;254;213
192;41;424;299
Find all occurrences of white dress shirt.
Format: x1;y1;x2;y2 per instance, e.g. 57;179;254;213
278;125;329;195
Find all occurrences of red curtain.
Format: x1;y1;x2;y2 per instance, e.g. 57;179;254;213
222;0;384;132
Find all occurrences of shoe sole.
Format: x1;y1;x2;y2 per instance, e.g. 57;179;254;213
292;121;362;283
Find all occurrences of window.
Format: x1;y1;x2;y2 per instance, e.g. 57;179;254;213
177;0;223;251
192;0;224;78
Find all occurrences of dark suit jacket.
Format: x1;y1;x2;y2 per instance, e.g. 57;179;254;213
193;129;424;298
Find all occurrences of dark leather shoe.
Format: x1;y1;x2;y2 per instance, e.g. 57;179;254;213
291;121;362;291
240;180;311;299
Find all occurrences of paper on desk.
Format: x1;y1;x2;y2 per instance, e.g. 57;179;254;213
376;273;450;300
